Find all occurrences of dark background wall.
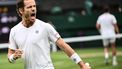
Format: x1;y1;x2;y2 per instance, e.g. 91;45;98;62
0;0;122;48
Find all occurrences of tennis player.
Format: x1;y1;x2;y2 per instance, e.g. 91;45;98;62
96;5;119;66
7;0;91;69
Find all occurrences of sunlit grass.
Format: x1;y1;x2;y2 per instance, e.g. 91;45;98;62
0;47;122;69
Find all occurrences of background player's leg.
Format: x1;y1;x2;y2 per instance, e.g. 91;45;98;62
103;39;109;65
104;47;109;65
111;42;118;66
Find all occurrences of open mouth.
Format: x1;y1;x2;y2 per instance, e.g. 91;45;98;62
31;13;36;17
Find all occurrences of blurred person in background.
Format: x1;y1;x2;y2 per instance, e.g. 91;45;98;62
96;5;119;66
7;0;91;69
84;0;93;15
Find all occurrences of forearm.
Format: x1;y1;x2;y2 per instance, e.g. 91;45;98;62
114;24;119;34
56;38;82;63
56;38;75;57
62;44;75;57
115;26;119;34
63;45;86;67
56;38;91;69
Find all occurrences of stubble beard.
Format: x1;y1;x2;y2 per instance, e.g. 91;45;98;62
23;12;36;27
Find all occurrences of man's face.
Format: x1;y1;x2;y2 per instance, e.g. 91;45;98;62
23;0;36;23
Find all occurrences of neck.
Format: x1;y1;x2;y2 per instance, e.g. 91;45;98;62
22;20;34;28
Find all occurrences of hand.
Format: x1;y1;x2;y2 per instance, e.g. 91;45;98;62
13;49;23;60
116;32;119;34
79;61;91;69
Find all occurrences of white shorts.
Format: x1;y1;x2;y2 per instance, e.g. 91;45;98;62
102;38;116;47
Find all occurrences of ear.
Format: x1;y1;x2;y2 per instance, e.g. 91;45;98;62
18;8;23;15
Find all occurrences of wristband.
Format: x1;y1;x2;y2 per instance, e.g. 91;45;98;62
8;54;15;63
70;53;82;64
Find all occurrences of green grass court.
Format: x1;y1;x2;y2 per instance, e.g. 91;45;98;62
0;47;122;69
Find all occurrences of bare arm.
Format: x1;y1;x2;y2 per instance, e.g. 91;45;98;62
113;24;119;34
56;38;91;69
56;38;75;57
96;23;100;30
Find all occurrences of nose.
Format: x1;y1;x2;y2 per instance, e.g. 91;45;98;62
32;7;36;12
32;9;34;12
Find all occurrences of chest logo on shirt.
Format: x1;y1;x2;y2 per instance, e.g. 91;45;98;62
35;30;39;34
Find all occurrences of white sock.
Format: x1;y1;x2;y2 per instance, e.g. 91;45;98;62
105;53;109;59
113;56;117;61
112;56;118;66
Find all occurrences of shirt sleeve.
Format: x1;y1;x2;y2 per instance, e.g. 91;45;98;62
9;29;18;50
112;15;117;24
46;23;61;43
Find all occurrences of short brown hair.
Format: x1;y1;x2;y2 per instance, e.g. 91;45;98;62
102;5;110;13
16;0;24;17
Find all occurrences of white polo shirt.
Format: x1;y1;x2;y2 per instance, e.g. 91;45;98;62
9;19;60;69
97;13;117;38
